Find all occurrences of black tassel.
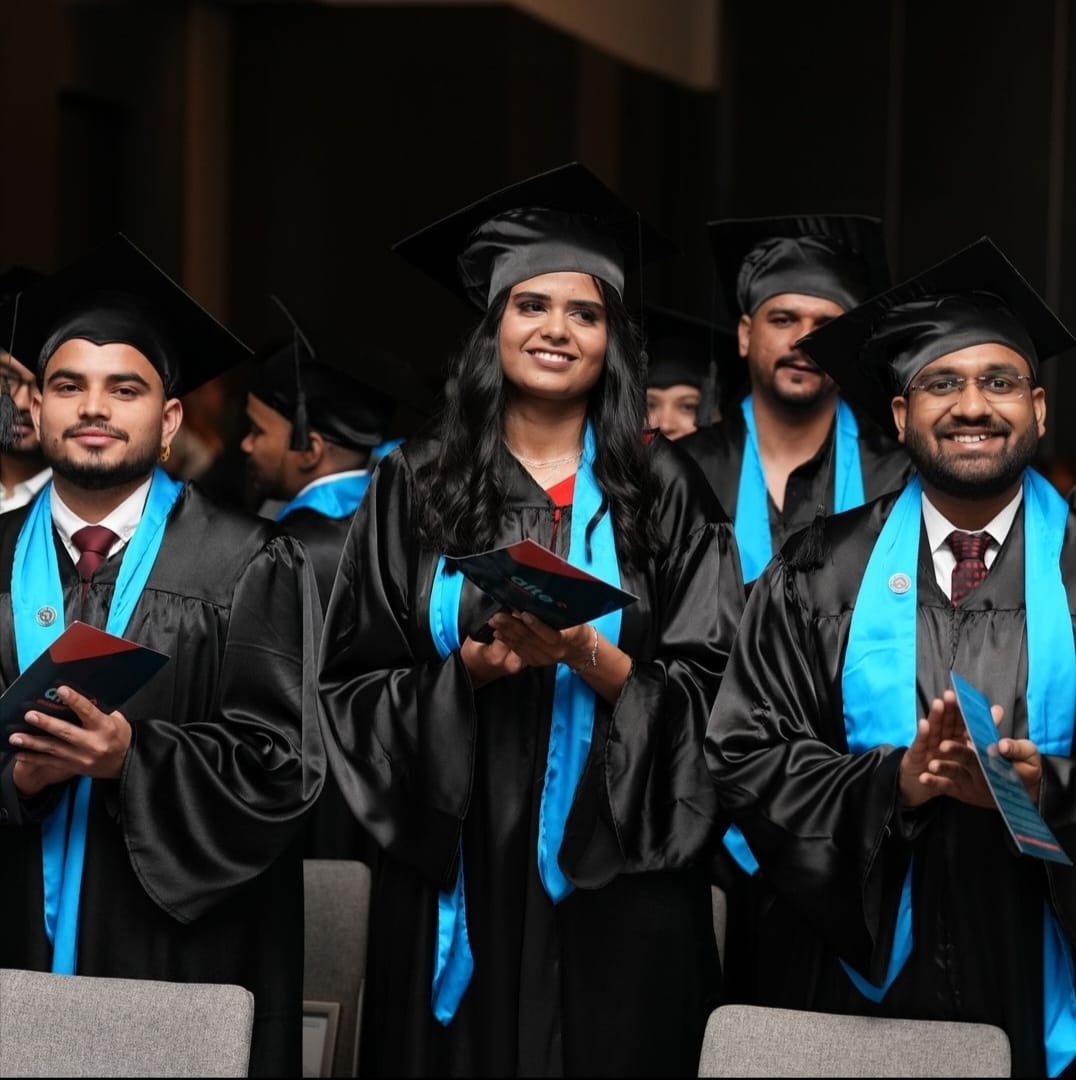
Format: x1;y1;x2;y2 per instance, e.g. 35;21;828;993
786;504;828;571
0;386;18;450
290;390;311;452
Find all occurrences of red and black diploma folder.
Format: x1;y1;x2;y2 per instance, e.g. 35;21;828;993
0;621;169;740
446;537;638;634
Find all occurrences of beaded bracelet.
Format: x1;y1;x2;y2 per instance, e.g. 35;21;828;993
571;625;599;674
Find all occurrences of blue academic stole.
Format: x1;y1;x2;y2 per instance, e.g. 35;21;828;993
273;472;371;522
840;470;1076;1076
724;396;866;875
11;468;183;975
426;421;623;1024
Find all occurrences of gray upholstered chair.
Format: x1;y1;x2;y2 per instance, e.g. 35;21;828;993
303;858;372;1078
698;1003;1011;1077
0;967;253;1077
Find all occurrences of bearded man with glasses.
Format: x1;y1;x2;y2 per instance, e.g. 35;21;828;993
706;237;1076;1079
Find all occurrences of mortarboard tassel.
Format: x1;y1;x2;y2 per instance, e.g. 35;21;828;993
288;324;312;451
290;384;311;452
270;295;314;452
0;383;18;451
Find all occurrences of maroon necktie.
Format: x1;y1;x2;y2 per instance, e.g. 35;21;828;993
72;524;119;599
946;530;992;606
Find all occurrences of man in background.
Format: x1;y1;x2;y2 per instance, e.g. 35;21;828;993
242;318;403;863
0;267;50;513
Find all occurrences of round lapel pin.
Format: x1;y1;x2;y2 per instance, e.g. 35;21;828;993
35;605;58;627
888;572;911;595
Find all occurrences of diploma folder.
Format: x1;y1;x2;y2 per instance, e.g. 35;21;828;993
445;538;638;633
0;621;169;740
949;669;1073;866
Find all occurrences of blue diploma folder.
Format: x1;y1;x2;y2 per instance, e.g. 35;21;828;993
950;670;1072;866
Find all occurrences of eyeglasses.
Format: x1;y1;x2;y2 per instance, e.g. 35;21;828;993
0;368;35;397
906;372;1034;404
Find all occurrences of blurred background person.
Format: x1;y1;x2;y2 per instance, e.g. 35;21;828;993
241;303;429;865
643;304;743;439
0;267;50;513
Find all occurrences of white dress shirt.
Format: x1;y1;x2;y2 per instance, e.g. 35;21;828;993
50;476;153;569
0;466;51;515
921;487;1023;599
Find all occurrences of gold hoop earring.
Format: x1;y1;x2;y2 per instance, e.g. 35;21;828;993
159;444;171;464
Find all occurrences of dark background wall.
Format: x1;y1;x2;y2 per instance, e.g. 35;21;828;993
2;0;1075;471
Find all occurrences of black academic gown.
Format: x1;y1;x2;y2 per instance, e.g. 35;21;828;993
679;399;912;552
705;487;1076;1078
318;436;744;1078
0;486;325;1078
279;503;379;866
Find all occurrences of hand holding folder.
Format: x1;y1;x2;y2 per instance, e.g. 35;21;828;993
1;621;169;742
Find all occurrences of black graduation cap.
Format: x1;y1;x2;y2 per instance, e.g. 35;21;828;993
795;236;1076;438
0;232;251;398
708;214;891;323
255;296;433;452
392;161;678;310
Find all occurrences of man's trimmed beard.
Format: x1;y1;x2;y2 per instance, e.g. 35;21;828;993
905;421;1038;500
44;439;161;491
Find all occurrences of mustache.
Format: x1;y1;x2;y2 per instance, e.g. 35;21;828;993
775;352;822;372
62;421;129;441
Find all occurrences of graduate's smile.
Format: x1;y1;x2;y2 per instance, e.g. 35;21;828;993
938;426;1008;455
527;347;577;370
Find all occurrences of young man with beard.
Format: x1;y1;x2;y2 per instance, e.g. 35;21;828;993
680;215;913;1004
680;215;911;586
706;237;1076;1078
0;267;50;513
0;234;324;1077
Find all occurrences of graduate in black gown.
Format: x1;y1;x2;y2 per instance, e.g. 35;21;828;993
706;237;1076;1078
680;214;910;581
677;213;913;1007
242;307;399;865
0;234;324;1078
318;163;745;1077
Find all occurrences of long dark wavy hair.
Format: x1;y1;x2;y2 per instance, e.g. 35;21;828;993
413;277;661;573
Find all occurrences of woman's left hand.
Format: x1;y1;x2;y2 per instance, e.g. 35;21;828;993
488;611;592;670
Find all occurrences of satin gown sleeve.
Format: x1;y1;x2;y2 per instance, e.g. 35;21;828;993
121;532;325;924
704;551;912;981
318;450;474;891
561;444;746;887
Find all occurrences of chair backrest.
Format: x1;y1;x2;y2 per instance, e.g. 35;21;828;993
698;1004;1011;1077
303;858;372;1078
0;968;253;1077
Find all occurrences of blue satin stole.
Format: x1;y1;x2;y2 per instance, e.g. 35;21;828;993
841;470;1076;1076
725;396;866;875
426;422;623;1024
11;468;183;975
273;471;371;522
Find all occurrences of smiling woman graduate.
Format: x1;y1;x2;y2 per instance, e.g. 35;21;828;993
317;163;745;1077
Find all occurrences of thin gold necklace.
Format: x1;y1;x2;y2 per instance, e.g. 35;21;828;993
504;442;583;469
